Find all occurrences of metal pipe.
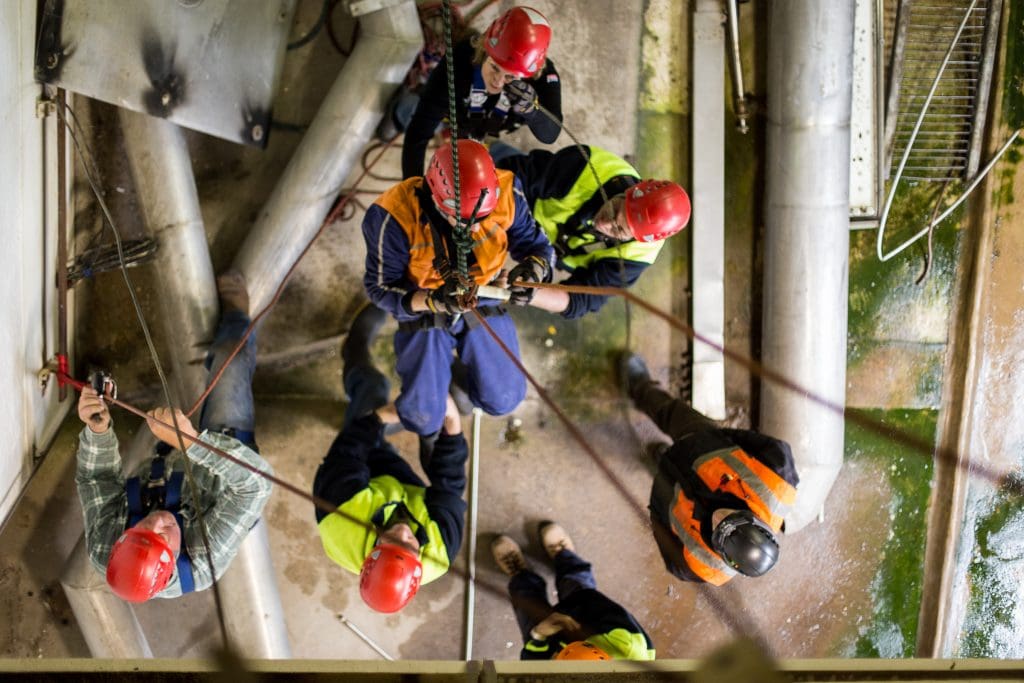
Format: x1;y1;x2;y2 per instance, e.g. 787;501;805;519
118;109;217;404
463;407;483;660
761;0;854;532
60;538;153;658
724;0;749;134
233;1;423;312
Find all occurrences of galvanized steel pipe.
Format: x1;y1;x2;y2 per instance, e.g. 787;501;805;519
233;1;423;312
761;0;854;532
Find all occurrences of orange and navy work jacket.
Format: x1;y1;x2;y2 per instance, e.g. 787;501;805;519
650;429;799;585
361;171;554;322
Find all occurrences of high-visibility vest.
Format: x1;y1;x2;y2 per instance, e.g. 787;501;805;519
532;147;663;270
373;172;520;290
317;474;451;584
669;447;797;585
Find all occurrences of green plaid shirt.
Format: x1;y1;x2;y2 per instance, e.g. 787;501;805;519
75;424;273;598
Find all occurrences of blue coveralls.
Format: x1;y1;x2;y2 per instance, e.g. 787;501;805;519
362;173;554;435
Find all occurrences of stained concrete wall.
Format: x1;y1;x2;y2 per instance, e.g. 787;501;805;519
0;0;71;527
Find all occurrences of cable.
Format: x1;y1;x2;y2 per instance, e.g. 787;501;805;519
287;0;330;50
186;135;401;416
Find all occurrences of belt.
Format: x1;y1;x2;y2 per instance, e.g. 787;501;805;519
397;306;508;333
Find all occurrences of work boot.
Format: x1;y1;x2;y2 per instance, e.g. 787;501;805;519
342;302;387;370
615;351;652;400
217;270;249;316
491;535;528;576
538;521;575;559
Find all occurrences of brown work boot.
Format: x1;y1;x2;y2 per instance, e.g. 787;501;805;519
491;535;528;576
539;521;575;559
217;270;249;316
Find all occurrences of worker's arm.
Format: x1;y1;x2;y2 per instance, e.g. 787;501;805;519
74;388;129;575
424;396;468;562
518;59;562;143
362;204;419;320
538;257;650;319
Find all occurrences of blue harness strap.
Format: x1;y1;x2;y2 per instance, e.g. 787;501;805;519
125;456;196;594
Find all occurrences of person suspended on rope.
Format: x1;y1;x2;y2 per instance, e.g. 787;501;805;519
362;139;554;437
490;521;656;661
394;5;562;180
74;271;273;602
616;352;799;586
312;303;468;613
495;145;691;319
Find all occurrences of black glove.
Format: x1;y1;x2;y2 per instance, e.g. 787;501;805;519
505;80;538;116
426;279;478;314
507;255;550;305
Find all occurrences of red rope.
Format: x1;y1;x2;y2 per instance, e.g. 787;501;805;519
186;136;400;418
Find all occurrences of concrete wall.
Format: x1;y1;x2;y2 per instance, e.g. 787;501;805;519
0;0;70;526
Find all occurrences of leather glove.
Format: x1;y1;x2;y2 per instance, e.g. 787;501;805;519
426;279;478;314
505;79;538;116
507;254;550;305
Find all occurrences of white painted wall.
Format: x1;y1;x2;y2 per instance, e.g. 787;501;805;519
0;0;72;526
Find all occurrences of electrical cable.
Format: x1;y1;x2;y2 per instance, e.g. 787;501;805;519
287;0;331;50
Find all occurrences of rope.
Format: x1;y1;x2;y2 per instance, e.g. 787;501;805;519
186;135;399;417
440;0;474;283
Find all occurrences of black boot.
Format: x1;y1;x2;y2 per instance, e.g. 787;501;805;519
615;351;652;400
342;303;387;379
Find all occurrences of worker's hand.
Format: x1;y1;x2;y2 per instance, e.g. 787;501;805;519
529;611;581;641
442;394;462;435
506;255;550;306
505;79;538;116
77;386;111;434
375;404;401;425
426;280;478;314
145;407;198;449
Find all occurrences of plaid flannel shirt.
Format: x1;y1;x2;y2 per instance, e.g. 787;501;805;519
75;424;273;598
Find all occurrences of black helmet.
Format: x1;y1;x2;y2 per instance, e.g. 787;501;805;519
711;510;780;577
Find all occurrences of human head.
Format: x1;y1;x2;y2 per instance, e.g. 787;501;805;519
623;180;691;243
426;140;500;222
359;520;423;613
106;510;181;602
710;508;780;577
554;641;611;660
483;6;551;82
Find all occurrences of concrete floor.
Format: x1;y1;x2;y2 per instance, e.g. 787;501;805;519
2;0;1020;667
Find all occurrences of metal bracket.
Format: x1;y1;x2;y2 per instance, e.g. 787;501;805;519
345;0;408;18
38;357;60;391
36;96;56;119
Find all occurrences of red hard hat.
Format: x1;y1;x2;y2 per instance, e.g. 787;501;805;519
623;180;691;243
426;140;500;220
484;6;552;78
106;528;176;602
554;641;612;661
359;543;423;613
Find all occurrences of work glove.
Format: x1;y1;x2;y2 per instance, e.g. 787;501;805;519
507;254;551;306
505;79;538;116
426;279;478;314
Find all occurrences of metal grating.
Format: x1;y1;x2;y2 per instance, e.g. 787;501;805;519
884;0;999;182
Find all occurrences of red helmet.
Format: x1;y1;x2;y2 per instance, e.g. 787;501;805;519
106;528;176;602
554;641;612;661
623;180;691;243
359;543;423;613
484;6;552;78
426;140;500;220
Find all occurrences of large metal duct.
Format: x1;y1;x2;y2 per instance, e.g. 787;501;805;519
61;111;291;658
761;0;853;532
232;1;423;311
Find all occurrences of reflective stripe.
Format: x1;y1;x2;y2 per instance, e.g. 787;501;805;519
669;484;736;585
587;630;656;661
693;447;796;531
524;640;551;653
